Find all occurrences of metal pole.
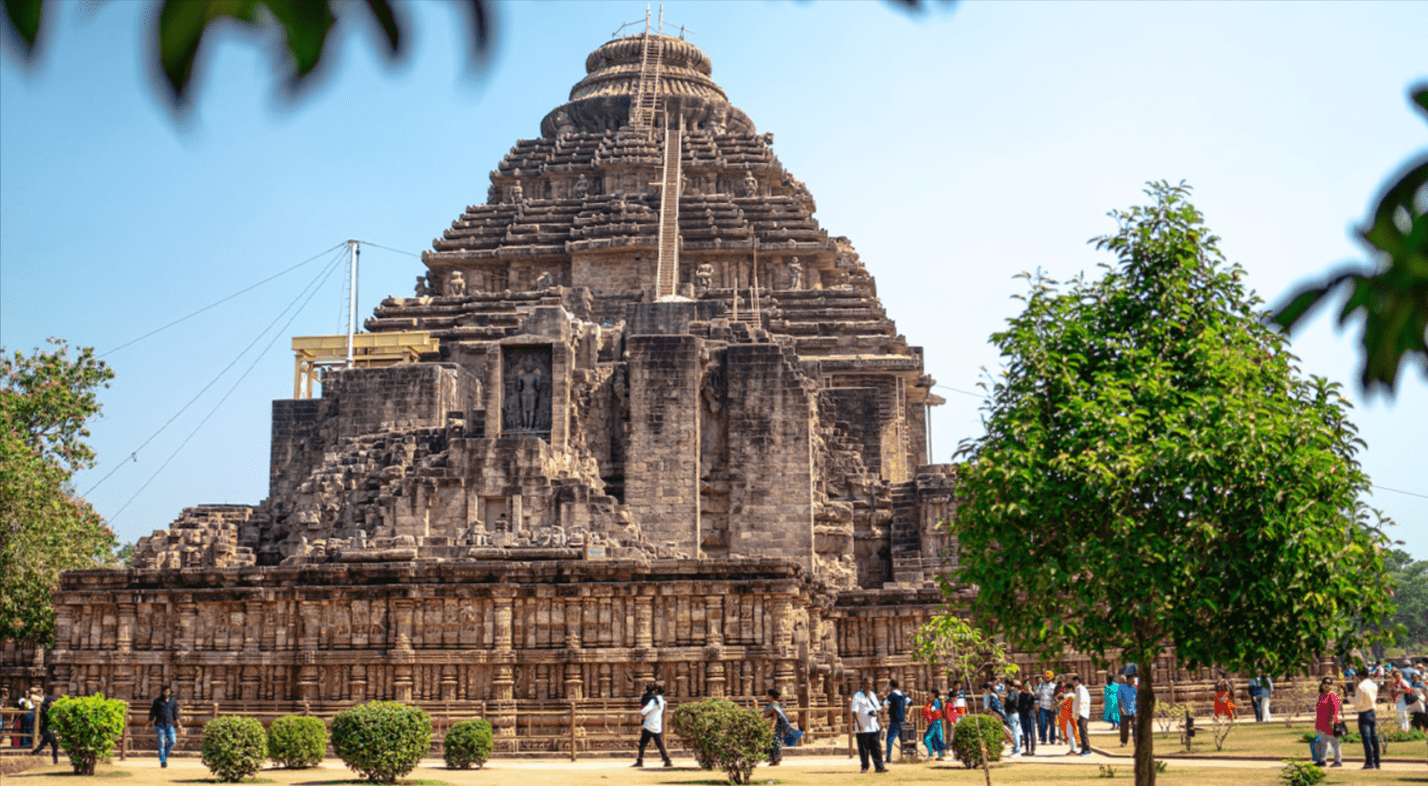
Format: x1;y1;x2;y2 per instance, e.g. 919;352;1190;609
346;240;359;368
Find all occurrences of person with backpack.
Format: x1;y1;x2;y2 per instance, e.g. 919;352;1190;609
850;676;888;774
633;684;673;768
30;685;62;764
921;690;946;760
881;679;909;762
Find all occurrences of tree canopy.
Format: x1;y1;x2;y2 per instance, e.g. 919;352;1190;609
1;339;117;644
946;182;1399;785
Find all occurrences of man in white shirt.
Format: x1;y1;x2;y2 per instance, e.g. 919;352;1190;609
850;677;888;773
634;684;673;768
1353;674;1380;769
1071;674;1093;757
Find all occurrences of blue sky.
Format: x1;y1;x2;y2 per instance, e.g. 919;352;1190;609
3;1;1426;559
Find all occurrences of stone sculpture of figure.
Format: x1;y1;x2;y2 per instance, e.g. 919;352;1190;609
516;363;544;430
787;257;803;290
555;110;575;140
573;174;590;198
742;170;758;197
414;275;433;297
709;105;728;135
445;271;467;297
694;263;713;294
535;271;555;291
510;182;524;203
680;172;690;196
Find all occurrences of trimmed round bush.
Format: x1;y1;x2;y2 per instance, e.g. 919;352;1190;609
268;715;328;769
669;698;773;785
48;694;128;775
332;701;432;783
201;715;268;782
442;719;493;769
950;714;1005;769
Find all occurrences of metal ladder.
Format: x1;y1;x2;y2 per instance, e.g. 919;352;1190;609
630;32;664;131
654;114;683;299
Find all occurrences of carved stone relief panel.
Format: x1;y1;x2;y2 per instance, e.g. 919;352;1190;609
502;345;554;436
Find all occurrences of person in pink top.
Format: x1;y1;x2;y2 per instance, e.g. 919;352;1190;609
1313;676;1344;768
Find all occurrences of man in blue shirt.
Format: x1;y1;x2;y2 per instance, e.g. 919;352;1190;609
1117;675;1137;747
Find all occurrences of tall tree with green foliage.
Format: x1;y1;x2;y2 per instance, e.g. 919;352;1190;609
1;339;117;644
947;182;1399;786
1383;548;1428;649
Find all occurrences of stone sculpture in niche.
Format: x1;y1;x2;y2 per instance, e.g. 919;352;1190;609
414;275;433;297
444;271;467;297
535;271;555;291
694;263;713;294
573;174;590;198
742;171;758;197
502;346;553;434
511;182;524;203
555;110;576;140
787;257;803;290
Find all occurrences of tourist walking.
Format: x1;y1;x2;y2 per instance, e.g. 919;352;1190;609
1057;682;1077;753
921;689;946;760
633;684;673;768
763;688;791;766
1312;676;1343;767
1353;671;1381;769
1035;672;1058;744
1072;674;1092;756
147;685;181;768
1117;674;1137;747
850;677;887;773
30;686;61;764
881;679;908;761
1016;681;1037;755
1103;674;1120;730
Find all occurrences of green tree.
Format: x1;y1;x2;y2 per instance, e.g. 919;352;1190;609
1271;86;1427;394
1383;548;1428;648
948;182;1399;786
1;339;117;644
912;612;1017;785
3;0;489;109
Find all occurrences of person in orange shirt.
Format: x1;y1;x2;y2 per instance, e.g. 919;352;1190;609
1214;677;1237;720
1058;682;1079;753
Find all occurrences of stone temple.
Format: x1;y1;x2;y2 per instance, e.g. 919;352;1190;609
38;31;968;743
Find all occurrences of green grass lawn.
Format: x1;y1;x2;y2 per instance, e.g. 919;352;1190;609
1094;722;1428;762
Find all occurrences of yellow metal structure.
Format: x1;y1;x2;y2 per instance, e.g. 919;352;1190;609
291;331;439;399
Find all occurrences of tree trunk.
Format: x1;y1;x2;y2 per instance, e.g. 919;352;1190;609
1134;667;1156;786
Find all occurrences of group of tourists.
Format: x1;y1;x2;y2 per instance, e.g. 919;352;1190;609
1313;659;1427;770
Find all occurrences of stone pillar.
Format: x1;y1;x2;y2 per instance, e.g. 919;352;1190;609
634;596;653;649
440;665;459;702
565;599;583;649
244;600;265;652
392;599;415;652
350;665;367;703
705;597;723;646
706;661;727;698
177;601;198;651
116;602;136;653
564;663;584;700
394;663;414;703
495;597;514;651
297;652;318;703
774;596;795;651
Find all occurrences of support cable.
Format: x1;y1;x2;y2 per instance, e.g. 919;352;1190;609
106;253;346;523
84;247;348;497
99;242;345;358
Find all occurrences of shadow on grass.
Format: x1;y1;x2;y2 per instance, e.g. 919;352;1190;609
174;779;275;784
293;781;448;786
33;772;132;779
